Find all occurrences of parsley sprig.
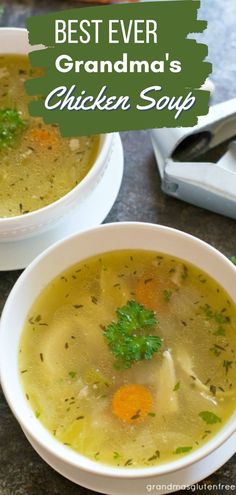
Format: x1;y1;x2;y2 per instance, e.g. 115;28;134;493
0;109;25;149
104;300;161;369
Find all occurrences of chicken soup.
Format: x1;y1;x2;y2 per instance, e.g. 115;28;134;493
0;54;99;217
19;250;236;468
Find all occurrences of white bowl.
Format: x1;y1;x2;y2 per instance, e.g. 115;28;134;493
0;222;236;494
0;28;114;241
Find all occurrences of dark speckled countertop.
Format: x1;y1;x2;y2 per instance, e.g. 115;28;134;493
0;1;236;494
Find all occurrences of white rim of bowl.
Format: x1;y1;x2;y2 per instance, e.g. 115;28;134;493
0;27;114;224
0;222;236;479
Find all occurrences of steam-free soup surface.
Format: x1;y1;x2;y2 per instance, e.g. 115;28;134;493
0;55;99;217
19;251;236;468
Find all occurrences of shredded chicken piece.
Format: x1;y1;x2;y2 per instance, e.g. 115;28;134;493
156;349;178;413
0;67;8;79
78;385;89;399
170;264;183;287
177;348;209;393
177;348;236;402
200;392;218;406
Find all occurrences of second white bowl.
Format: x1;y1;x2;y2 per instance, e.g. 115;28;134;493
0;28;114;242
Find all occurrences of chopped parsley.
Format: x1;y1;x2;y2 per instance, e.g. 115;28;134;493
173;381;181;392
202;430;212;440
213;327;225;336
174;446;192;454
210;344;225;357
163;290;172;302
210;385;216;396
223;360;233;374
131;409;141;420
148;450;160;461
68;371;77;379
113;451;121;460
201;304;230;325
199;411;221;425
181;265;188;280
0;108;25;149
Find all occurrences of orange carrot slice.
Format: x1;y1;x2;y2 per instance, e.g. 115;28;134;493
135;274;174;314
25;127;59;147
112;384;152;423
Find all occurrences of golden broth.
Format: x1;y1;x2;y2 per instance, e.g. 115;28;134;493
19;251;236;468
0;54;99;217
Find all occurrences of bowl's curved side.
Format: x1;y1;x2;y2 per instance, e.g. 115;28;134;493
0;223;236;481
20;426;236;495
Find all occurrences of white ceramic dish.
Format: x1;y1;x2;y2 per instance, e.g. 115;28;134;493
0;133;123;271
0;27;114;241
0;223;236;494
21;428;236;495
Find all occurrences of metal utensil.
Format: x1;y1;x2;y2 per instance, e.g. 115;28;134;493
150;98;236;219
